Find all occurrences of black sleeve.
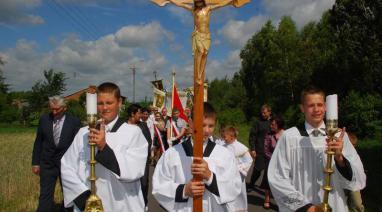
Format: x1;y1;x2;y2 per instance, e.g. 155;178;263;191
205;173;219;197
74;117;82;134
32;117;43;166
335;157;353;181
95;144;120;176
74;190;91;211
175;184;188;202
296;203;313;212
138;122;153;145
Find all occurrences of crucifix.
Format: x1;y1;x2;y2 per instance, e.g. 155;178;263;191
151;0;250;211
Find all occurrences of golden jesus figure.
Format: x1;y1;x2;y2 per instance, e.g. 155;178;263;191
152;0;249;84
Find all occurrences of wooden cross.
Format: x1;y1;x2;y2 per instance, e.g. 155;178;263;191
151;0;250;211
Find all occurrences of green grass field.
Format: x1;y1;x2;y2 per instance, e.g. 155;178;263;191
0;126;380;211
0;128;62;212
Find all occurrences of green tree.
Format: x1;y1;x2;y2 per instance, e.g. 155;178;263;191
273;16;302;103
208;74;247;125
313;0;382;95
66;99;86;121
240;17;316;119
208;77;231;111
240;21;278;118
0;105;20;124
28;69;67;114
340;91;382;137
0;57;9;94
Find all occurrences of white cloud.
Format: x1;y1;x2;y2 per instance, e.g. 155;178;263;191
217;0;335;49
219;15;268;49
0;0;44;25
206;50;241;80
167;6;193;25
1;22;174;101
115;22;173;48
1;40;45;91
262;0;335;28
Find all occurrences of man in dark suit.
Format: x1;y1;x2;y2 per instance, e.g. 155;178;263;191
32;96;81;212
248;104;272;192
139;107;154;211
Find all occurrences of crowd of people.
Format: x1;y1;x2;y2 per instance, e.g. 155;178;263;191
31;82;366;212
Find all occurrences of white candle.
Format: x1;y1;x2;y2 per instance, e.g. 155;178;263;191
326;94;338;120
86;92;97;115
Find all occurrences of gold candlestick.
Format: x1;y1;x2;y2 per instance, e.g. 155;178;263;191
85;114;104;212
319;119;339;212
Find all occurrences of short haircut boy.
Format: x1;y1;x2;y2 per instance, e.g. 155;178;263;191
127;104;142;118
300;86;325;104
97;82;121;99
203;102;217;120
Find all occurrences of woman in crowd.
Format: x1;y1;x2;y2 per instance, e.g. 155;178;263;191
260;116;284;209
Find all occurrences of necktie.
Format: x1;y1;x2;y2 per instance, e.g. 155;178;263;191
53;119;61;146
312;128;321;137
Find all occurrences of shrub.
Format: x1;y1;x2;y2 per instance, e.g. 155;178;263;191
28;111;41;126
0;105;20;123
218;108;246;126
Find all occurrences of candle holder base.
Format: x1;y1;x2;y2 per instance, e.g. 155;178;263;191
85;194;104;212
319;202;332;212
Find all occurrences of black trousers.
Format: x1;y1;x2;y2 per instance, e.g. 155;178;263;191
37;166;72;212
249;167;263;187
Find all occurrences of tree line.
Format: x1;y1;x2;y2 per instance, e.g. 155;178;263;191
209;0;382;138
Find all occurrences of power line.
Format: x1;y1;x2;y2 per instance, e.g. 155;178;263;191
53;0;97;39
49;0;97;40
63;1;103;39
46;1;87;38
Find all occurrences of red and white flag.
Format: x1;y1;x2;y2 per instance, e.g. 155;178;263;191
172;84;188;122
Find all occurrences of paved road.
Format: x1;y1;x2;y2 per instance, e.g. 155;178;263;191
147;164;279;211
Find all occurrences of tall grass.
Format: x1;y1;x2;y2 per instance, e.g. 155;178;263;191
0;130;62;212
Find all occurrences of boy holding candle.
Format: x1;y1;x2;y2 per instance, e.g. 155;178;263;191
268;86;366;212
61;82;148;211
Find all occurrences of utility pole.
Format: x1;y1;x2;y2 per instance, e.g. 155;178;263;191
130;59;144;103
130;65;136;103
153;70;158;81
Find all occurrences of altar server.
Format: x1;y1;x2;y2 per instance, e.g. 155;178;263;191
222;126;252;212
61;82;148;211
268;86;366;212
152;102;241;212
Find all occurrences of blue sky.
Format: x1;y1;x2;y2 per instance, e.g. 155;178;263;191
0;0;334;101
